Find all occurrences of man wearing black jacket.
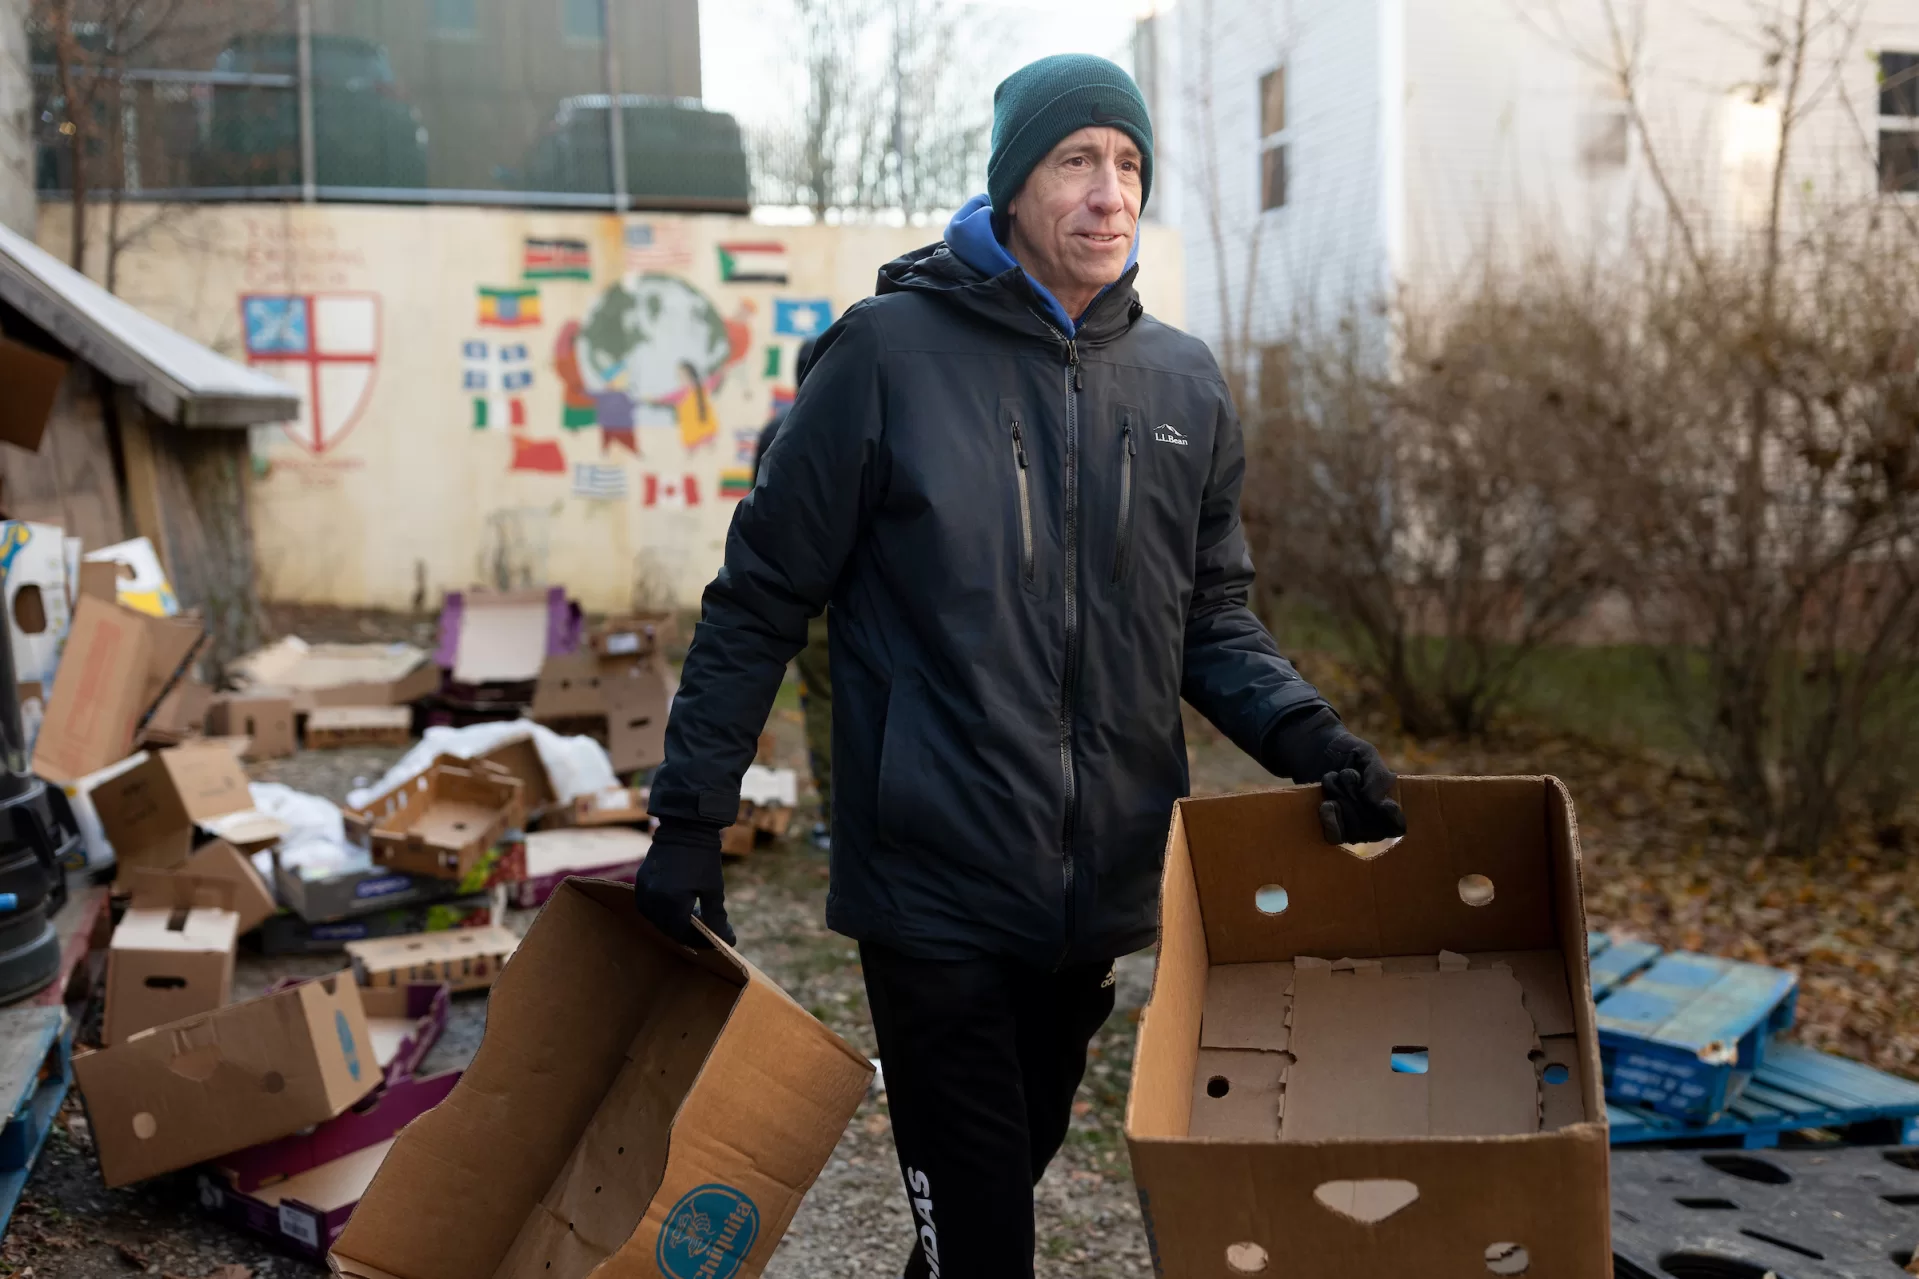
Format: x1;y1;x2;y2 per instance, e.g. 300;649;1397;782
639;53;1403;1278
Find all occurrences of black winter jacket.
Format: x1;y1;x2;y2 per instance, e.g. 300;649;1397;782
649;243;1333;966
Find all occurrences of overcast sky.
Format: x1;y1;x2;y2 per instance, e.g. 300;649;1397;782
699;0;1148;128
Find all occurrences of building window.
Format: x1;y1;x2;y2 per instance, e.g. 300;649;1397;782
431;0;477;37
1259;66;1288;210
562;0;605;42
1881;51;1918;194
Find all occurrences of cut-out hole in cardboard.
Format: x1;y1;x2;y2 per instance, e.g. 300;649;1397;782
1225;1242;1268;1274
11;584;45;635
1484;1242;1529;1275
143;975;188;989
1313;1179;1419;1225
1254;884;1289;916
1205;1075;1231;1098
262;1071;285;1094
1702;1153;1791;1185
1542;1063;1570;1085
1389;1046;1428;1074
1737;1228;1822;1260
1458;874;1496;907
1658;1252;1786;1279
167;1047;222;1082
132;1112;157;1139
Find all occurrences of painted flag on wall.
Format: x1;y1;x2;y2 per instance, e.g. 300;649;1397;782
773;298;833;338
572;463;628;500
720;468;754;500
524;238;591;280
478;287;541;327
624;221;692;273
642;473;701;508
474;397;526;430
717;241;788;284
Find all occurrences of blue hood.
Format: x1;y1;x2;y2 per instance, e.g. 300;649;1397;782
942;194;1140;337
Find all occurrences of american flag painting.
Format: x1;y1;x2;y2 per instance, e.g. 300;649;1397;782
624;221;692;273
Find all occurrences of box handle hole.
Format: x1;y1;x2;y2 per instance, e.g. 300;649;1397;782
1389;1046;1428;1074
1253;884;1288;916
1205;1075;1231;1098
1484;1242;1529;1275
1458;874;1495;907
1542;1063;1570;1085
1313;1179;1419;1224
1225;1242;1267;1273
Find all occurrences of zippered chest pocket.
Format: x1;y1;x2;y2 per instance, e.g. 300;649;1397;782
1113;404;1141;585
1000;399;1036;588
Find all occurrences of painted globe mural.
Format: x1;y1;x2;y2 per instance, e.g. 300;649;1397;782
573;274;733;426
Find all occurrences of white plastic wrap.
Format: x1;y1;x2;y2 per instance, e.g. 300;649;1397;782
344;719;619;812
247;780;367;883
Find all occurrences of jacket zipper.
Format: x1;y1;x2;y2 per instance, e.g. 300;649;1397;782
1011;415;1035;584
1113;420;1136;584
1058;336;1082;961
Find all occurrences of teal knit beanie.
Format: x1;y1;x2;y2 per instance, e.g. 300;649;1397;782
988;54;1154;215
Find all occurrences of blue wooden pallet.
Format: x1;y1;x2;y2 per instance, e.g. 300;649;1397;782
1586;932;1662;999
0;1005;72;1240
1609;1041;1919;1148
1596;948;1799;1121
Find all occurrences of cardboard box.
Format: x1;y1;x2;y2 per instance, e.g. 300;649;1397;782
604;658;670;774
140;677;213;747
1124;777;1609;1278
74;971;379;1186
273;857;455;924
257;896;493;956
0;334;69;452
514;827;650;909
329;879;874;1279
104;874;240;1044
0;521;74;694
31;595;154;784
446;588;554;684
207;693;297;760
350;760;524;882
177;838;278;934
201;1069;462;1261
346;925;521;994
566;785;649;828
76;559;119;604
230;637;441;712
84;537;179;617
269;978;450;1088
529;650;607;722
304;705;413;750
477;734;558;815
138;613;206;716
88;742;260;884
590;612;675;661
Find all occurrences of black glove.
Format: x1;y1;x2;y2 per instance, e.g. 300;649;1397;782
1269;709;1408;846
634;817;735;948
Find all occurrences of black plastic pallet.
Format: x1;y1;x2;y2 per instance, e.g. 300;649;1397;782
1611;1144;1919;1277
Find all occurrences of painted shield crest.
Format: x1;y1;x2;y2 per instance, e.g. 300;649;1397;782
241;292;382;454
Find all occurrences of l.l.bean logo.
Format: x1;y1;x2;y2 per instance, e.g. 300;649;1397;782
657;1183;760;1279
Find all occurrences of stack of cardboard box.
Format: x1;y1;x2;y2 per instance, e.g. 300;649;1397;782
530;614;674;776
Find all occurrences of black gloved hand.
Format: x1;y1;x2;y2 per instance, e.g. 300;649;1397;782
1270;709;1408;846
634;817;735;948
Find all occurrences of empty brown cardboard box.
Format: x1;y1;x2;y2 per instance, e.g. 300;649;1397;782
0;334;69;452
230;638;441;711
349;760;523;881
476;734;558;816
104;875;241;1045
89;742;260;885
74;972;378;1187
140;678;213;748
330;879;874;1279
304;706;412;750
1125;776;1609;1279
207;693;297;760
345;926;521;994
176;839;279;934
32;595;154;784
450;589;551;684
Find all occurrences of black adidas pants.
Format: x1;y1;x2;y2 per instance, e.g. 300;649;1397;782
860;941;1119;1279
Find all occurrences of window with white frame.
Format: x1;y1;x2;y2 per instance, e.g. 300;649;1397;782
1880;50;1918;195
1259;66;1288;211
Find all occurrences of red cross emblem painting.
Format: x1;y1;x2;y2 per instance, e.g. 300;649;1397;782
241;293;381;454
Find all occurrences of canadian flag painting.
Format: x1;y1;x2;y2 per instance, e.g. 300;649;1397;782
643;474;701;508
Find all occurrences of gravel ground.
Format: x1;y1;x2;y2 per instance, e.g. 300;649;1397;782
1;701;1169;1278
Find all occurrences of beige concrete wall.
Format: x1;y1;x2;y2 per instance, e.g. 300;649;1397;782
38;202;1186;611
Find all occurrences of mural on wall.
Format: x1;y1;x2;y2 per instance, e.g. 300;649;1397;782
642;473;701;508
552;274;751;456
720;429;760;500
465;335;565;474
572;463;627;501
242;292;381;454
523;238;590;281
772;298;832;339
625;221;693;273
717;241;788;285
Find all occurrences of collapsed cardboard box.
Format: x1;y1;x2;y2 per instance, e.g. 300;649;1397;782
207;692;297;760
1124;777;1609;1278
141;678;213;747
175;839;278;933
270;977;449;1087
258;895;493;956
348;759;523;882
104;871;241;1045
74;972;379;1187
273;858;451;925
304;705;413;750
530;650;672;775
230;637;441;712
32;596;153;784
330;879;874;1279
346;925;521;994
476;734;558;816
88;742;272;885
202;1069;462;1262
